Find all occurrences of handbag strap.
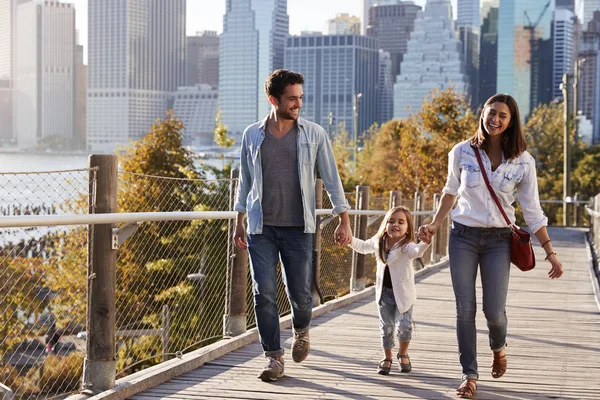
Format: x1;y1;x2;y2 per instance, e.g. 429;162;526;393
472;146;512;226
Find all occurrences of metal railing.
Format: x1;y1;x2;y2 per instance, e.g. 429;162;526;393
0;155;449;399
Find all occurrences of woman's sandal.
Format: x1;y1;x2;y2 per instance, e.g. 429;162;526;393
456;379;477;399
491;350;507;379
377;358;393;375
397;353;412;373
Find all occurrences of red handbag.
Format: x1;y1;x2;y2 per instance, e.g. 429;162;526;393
473;147;536;271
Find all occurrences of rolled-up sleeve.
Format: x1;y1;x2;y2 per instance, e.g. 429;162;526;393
517;156;548;233
317;130;350;216
233;132;250;213
442;145;460;196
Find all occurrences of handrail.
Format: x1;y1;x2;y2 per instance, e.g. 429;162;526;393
0;209;435;229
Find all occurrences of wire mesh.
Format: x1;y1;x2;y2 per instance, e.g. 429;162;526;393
114;172;231;377
0;169;92;399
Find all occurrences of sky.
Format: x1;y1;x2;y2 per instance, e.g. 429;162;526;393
71;0;456;63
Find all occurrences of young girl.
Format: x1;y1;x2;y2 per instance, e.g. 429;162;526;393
349;206;430;375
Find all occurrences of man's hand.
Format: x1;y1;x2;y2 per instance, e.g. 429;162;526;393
233;213;248;250
334;211;352;246
418;223;437;244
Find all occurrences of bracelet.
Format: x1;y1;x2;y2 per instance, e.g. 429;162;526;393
544;252;557;261
540;239;551;248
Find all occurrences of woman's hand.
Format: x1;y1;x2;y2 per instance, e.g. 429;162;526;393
546;253;563;279
418;224;437;243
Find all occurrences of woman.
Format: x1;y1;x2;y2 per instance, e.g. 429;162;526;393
418;94;563;398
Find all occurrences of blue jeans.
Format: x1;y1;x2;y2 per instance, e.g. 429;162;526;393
379;286;413;349
247;225;313;357
449;221;511;380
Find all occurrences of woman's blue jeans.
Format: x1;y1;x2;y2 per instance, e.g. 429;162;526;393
449;221;511;380
247;226;313;357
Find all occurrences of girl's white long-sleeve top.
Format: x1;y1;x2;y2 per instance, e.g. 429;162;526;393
350;237;430;313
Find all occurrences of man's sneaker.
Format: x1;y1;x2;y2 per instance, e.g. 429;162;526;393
291;327;310;363
257;355;285;382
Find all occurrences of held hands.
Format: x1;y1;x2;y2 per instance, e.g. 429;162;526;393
334;220;352;246
418;224;437;244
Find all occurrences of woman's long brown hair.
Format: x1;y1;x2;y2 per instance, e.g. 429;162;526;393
469;93;527;159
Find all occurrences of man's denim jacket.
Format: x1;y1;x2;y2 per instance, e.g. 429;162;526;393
234;116;350;234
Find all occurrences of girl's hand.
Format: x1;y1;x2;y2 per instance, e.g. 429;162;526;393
547;253;563;279
418;224;436;243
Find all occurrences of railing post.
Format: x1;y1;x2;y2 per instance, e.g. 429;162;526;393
413;191;423;231
162;305;170;362
431;194;441;263
351;185;369;291
573;193;579;226
223;168;248;337
83;155;117;393
311;179;323;306
389;190;402;208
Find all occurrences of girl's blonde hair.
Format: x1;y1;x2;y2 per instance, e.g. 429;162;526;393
375;206;415;264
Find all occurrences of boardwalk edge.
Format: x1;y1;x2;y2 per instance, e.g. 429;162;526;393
585;232;600;312
70;257;448;400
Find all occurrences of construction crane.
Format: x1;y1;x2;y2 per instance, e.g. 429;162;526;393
524;1;551;111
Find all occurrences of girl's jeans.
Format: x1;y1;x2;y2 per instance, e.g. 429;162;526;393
449;221;512;380
379;286;414;349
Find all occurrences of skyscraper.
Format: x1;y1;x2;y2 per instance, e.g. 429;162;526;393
14;0;76;149
186;31;219;87
0;0;16;142
479;0;499;104
361;0;399;34
284;34;379;140
552;7;577;100
584;0;600;25
87;0;186;153
497;0;553;118
580;11;600;144
219;0;288;140
457;0;480;106
378;50;394;124
366;2;421;80
172;84;218;148
393;0;468;119
326;13;361;35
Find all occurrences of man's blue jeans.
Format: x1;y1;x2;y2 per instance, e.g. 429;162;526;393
247;226;313;357
449;221;511;380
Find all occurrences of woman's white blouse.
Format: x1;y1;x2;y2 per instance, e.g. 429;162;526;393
350;237;430;313
442;140;548;233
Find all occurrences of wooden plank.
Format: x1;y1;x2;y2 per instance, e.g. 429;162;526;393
128;227;600;400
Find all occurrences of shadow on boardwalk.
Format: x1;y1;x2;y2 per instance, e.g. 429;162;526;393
129;227;599;400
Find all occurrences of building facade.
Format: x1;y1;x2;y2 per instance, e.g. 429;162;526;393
172;85;218;149
186;31;219;87
479;0;499;104
579;12;600;144
393;0;468;119
378;50;394;124
284;34;379;140
552;8;577;100
87;0;186;153
0;0;15;142
326;13;360;35
361;0;399;34
366;2;421;81
14;0;76;149
497;0;553;118
584;0;600;25
219;0;288;140
457;0;480;107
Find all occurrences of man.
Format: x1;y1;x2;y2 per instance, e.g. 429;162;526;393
233;69;352;382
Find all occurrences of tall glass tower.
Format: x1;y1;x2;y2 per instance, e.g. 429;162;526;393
497;0;553;118
219;0;289;140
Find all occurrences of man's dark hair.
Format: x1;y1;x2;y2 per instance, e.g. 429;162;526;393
265;69;304;100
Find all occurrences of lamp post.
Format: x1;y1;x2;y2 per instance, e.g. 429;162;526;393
560;73;570;226
353;93;362;170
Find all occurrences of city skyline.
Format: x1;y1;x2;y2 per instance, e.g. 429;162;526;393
69;0;460;63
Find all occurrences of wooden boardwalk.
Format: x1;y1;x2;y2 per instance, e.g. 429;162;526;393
129;227;600;400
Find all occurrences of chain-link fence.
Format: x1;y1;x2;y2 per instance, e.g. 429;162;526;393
114;172;231;377
1;167;448;398
0;169;93;399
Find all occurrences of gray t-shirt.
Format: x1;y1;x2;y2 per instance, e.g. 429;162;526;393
260;124;305;227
